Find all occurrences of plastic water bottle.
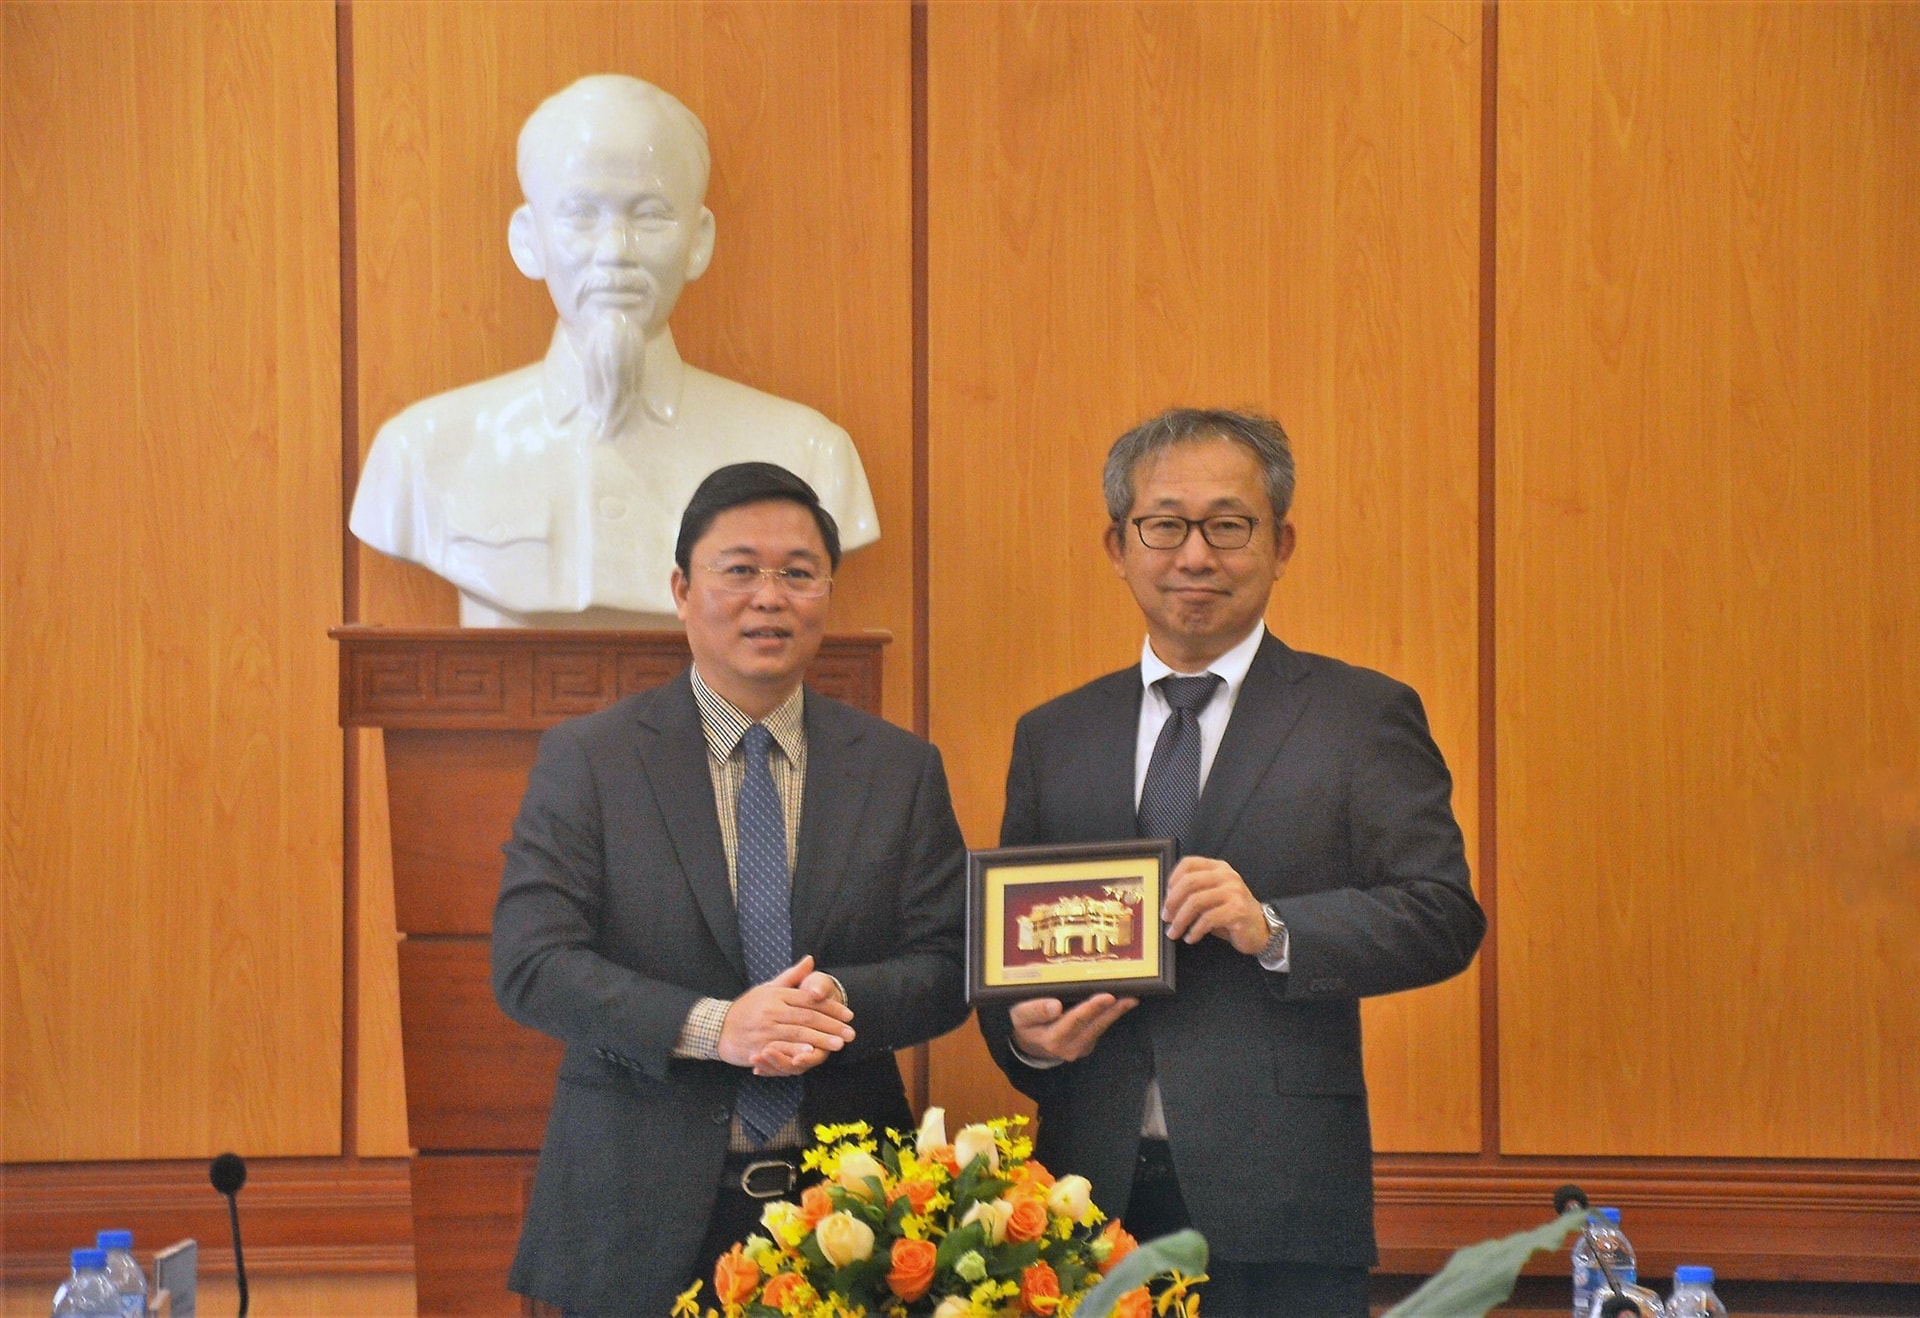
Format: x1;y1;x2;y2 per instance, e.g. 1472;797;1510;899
51;1248;120;1318
95;1231;147;1318
1666;1265;1729;1317
1572;1207;1637;1318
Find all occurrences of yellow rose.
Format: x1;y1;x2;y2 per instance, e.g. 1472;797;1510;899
838;1149;888;1201
915;1105;949;1156
931;1297;971;1318
815;1210;876;1267
954;1123;1000;1174
961;1197;1012;1245
1045;1174;1093;1223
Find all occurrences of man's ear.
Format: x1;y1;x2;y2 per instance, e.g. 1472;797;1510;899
1104;522;1129;577
670;566;692;622
508;205;545;280
1272;520;1297;581
683;208;717;283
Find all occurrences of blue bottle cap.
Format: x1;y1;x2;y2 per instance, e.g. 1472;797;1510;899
96;1229;133;1250
72;1248;108;1270
1674;1265;1715;1284
1597;1206;1621;1223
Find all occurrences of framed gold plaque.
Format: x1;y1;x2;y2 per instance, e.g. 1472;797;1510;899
966;839;1177;1003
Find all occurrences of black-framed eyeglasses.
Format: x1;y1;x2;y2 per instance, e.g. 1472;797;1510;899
701;563;833;598
1127;514;1261;551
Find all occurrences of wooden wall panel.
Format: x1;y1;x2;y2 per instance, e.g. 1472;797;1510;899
925;2;1484;1150
3;2;343;1159
1497;3;1920;1157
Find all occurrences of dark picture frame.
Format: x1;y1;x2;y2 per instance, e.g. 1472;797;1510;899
965;839;1177;1003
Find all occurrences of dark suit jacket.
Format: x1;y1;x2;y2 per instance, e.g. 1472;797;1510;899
492;671;969;1314
977;632;1484;1266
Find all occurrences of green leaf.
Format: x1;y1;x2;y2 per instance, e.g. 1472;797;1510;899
1074;1230;1210;1318
983;1240;1042;1278
934;1221;986;1271
1381;1208;1589;1318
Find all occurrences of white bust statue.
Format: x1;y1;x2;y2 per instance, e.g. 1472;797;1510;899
349;75;879;627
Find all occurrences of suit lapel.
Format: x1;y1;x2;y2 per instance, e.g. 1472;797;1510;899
1190;632;1312;856
633;674;747;980
1090;671;1147;841
791;692;874;953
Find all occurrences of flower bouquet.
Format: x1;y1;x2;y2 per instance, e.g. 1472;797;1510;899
674;1109;1203;1318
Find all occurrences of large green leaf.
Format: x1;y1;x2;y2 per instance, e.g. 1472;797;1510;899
1074;1230;1209;1318
1382;1208;1588;1318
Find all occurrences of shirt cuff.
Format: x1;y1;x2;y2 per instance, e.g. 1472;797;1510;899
1011;1039;1066;1070
672;996;732;1060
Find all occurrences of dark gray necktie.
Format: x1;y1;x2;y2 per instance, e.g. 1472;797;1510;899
733;723;801;1146
1136;673;1224;853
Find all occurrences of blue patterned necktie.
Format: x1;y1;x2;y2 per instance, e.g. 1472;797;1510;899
733;723;802;1146
1136;673;1224;853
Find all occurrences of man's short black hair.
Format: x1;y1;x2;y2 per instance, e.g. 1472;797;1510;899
674;462;842;574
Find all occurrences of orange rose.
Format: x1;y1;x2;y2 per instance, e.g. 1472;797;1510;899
1017;1159;1056;1191
1097;1221;1138;1275
1005;1194;1050;1243
1112;1286;1153;1318
1019;1260;1062;1316
927;1143;961;1177
889;1177;938;1215
886;1236;939;1302
712;1245;760;1307
760;1271;814;1309
798;1184;836;1230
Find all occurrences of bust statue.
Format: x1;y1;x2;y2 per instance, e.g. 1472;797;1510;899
349;75;879;627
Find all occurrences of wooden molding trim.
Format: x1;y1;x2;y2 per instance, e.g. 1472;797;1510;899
1374;1156;1920;1282
331;627;889;730
1;1158;414;1284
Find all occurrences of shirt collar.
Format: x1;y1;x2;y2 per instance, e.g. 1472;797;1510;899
540;323;688;433
1139;619;1266;703
690;666;806;763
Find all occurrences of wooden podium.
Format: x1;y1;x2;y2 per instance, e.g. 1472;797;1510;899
333;626;887;1316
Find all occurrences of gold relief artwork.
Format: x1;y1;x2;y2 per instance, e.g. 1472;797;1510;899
1015;882;1143;962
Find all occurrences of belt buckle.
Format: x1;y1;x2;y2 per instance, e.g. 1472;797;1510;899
740;1158;797;1199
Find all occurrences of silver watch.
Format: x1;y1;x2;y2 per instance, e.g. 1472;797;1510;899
1257;901;1291;972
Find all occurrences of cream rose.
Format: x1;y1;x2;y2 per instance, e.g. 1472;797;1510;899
961;1197;1012;1245
815;1210;876;1267
932;1298;971;1318
838;1149;888;1201
1046;1173;1094;1223
915;1105;949;1156
760;1200;802;1238
953;1122;1000;1173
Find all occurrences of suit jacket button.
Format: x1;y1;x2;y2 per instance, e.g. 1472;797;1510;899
712;1105;731;1125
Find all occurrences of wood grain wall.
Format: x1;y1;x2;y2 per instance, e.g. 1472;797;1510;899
3;0;344;1161
5;0;1917;1285
1496;1;1920;1159
923;0;1486;1154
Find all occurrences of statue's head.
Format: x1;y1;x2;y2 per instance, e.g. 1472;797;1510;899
508;75;717;361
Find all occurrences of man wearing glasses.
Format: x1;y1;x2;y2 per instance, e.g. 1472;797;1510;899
492;463;967;1315
976;409;1485;1317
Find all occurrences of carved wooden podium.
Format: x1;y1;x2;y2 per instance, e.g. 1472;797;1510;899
333;626;886;1316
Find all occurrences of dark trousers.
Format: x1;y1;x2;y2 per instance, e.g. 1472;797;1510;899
1125;1139;1371;1318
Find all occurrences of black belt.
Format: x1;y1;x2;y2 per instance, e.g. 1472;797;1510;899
721;1151;802;1199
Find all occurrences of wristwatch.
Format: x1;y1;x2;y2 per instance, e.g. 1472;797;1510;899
1257;901;1291;973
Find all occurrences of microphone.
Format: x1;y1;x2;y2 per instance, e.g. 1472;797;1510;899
1553;1183;1590;1215
209;1153;250;1318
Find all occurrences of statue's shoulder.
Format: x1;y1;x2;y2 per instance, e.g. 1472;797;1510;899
372;362;547;455
678;365;850;443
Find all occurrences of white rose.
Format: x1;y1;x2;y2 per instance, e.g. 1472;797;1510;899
837;1150;887;1201
932;1298;971;1318
953;1122;1000;1174
961;1197;1012;1245
1046;1174;1094;1223
915;1105;949;1156
815;1210;876;1267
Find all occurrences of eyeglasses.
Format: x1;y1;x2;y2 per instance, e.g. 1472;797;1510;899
701;563;833;598
1127;514;1262;551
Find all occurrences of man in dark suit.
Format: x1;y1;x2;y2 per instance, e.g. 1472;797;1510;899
493;463;968;1315
977;409;1485;1317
